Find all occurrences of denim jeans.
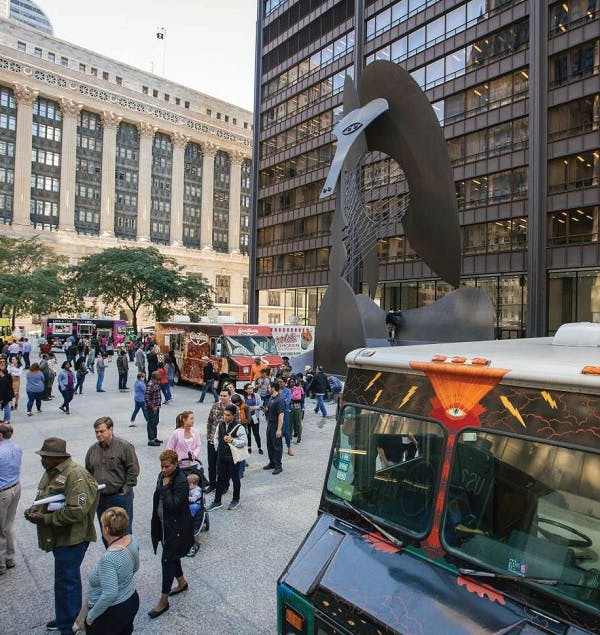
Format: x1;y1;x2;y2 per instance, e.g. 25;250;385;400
146;407;159;441
283;410;292;448
1;403;10;422
26;390;43;413
59;388;74;412
53;541;89;633
96;491;134;546
160;383;172;402
75;374;86;394
96;369;105;391
130;400;147;423
314;393;328;416
199;379;218;403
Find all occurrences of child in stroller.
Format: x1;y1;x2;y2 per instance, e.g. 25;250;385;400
181;455;209;557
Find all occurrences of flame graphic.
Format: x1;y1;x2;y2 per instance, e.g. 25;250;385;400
399;385;418;409
373;389;383;404
541;391;557;409
365;372;382;391
500;395;526;427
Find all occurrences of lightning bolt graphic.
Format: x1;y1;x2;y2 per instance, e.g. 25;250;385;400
541;391;557;409
373;389;383;404
399;386;418;409
365;372;382;391
500;395;526;427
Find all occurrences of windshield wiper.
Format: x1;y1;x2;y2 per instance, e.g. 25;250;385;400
458;568;594;589
341;500;404;549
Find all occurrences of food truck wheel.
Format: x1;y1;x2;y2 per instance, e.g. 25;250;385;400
173;369;181;386
535;517;592;549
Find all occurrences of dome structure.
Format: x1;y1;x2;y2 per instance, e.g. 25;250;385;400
7;0;54;34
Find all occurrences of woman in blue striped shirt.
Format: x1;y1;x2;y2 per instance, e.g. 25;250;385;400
77;507;140;634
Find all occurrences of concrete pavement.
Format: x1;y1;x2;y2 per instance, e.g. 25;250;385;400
0;355;337;635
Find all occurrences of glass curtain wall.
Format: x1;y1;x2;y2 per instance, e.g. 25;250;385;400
74;110;102;235
114;122;139;240
0;86;16;224
150;132;172;244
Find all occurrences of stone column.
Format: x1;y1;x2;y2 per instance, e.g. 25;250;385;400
228;151;245;255
200;142;217;250
136;121;157;242
58;98;82;232
99;111;121;236
170;132;189;246
12;84;38;227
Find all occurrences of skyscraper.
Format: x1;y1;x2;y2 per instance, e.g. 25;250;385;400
251;0;599;337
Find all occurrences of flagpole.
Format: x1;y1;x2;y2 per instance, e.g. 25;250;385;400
156;27;166;76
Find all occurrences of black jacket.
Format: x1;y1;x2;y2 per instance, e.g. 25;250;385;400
151;467;194;561
202;361;215;382
309;371;329;394
0;374;14;407
147;351;158;375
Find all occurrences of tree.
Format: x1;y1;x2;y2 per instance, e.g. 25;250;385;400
0;236;71;328
70;246;213;331
170;272;214;322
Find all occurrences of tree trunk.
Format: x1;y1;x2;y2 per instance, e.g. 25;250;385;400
11;304;16;330
132;310;138;333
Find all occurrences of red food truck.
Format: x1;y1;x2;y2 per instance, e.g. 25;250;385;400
154;322;283;389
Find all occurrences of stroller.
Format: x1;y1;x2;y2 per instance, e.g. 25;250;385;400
180;453;210;557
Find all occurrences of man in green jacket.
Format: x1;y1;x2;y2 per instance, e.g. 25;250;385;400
24;437;99;635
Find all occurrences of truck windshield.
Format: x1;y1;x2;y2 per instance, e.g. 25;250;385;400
225;335;278;356
324;405;445;538
442;430;600;614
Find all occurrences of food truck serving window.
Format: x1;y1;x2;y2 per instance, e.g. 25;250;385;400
224;335;278;356
443;430;600;613
325;405;445;538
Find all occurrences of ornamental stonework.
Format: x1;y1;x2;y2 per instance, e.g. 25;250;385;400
101;111;122;130
13;83;38;106
59;98;83;117
172;132;190;149
137;121;158;138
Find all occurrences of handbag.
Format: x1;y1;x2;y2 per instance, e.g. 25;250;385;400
227;424;249;464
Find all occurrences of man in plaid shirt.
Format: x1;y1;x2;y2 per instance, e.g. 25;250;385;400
145;371;163;447
205;388;240;494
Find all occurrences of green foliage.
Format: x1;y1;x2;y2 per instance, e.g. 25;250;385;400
69;246;213;330
0;236;71;328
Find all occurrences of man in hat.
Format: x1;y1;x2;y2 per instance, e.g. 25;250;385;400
197;356;218;403
0;422;21;575
24;437;99;635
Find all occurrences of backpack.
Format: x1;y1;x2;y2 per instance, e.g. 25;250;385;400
291;385;304;401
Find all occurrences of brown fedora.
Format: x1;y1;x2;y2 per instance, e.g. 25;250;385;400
35;437;71;457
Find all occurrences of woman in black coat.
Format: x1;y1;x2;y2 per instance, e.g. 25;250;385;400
148;449;194;618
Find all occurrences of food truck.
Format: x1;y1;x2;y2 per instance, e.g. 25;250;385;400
41;317;127;348
154;322;283;389
278;323;600;634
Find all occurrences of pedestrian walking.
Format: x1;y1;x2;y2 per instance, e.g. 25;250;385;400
86;347;96;374
7;357;22;411
57;361;75;415
74;507;140;634
21;338;31;368
197;356;218;403
117;349;129;391
40;353;57;400
25;362;45;416
24;437;99;635
157;362;172;403
129;372;148;427
0;422;21;576
149;449;193;619
205;404;247;511
290;377;305;443
134;346;145;375
146;347;158;378
85;417;140;546
263;382;285;475
96;353;108;392
74;357;88;395
279;378;294;456
166;411;200;468
243;383;263;454
145;371;163;447
309;366;329;417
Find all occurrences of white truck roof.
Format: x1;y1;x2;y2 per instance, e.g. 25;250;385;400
346;324;600;392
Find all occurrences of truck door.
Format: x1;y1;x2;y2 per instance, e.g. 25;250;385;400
211;336;223;358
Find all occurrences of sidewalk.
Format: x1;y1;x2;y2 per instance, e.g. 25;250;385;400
0;354;337;634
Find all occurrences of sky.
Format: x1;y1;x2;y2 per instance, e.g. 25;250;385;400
35;0;258;111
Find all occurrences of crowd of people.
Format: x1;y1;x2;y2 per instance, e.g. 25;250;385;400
0;335;345;634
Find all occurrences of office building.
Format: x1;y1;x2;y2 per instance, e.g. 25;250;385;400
0;18;263;323
252;0;600;336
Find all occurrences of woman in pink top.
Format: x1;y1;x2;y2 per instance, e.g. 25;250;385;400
166;411;200;467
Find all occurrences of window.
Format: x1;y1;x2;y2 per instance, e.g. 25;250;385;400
153;89;158;97
79;63;86;72
164;94;169;102
142;85;148;94
325;406;445;537
184;101;190;109
116;76;122;86
17;41;26;53
47;52;55;62
217;112;221;120
34;47;42;57
268;291;281;306
60;56;68;67
175;97;180;105
91;67;97;77
443;429;600;615
244;122;248;129
215;275;231;304
225;115;229;122
102;71;109;80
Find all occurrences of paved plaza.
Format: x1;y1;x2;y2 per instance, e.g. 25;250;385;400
1;354;336;635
